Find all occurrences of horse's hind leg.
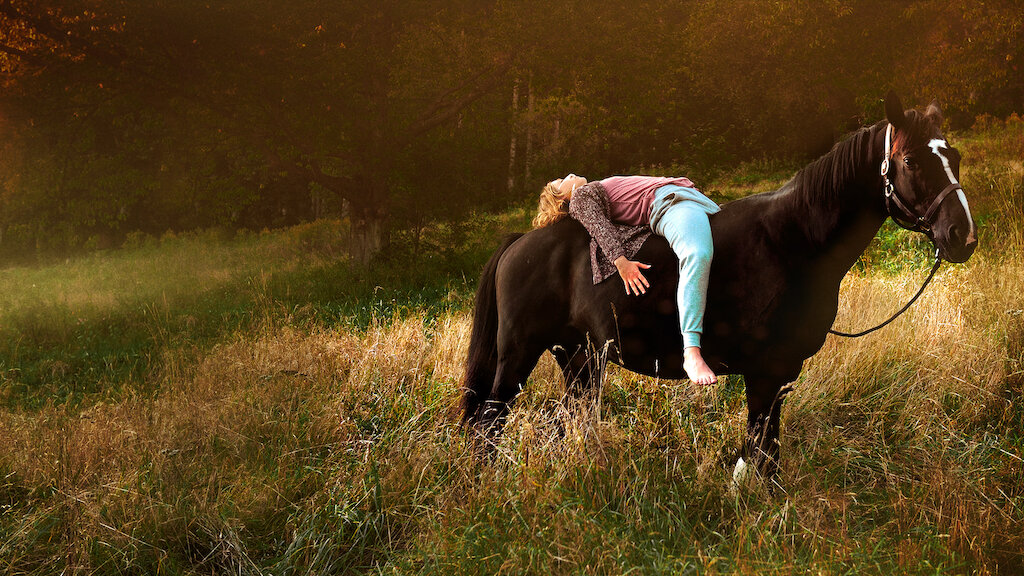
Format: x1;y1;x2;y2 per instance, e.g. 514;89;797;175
477;340;549;433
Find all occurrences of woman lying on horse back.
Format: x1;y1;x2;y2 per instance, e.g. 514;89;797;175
533;174;720;386
462;93;977;480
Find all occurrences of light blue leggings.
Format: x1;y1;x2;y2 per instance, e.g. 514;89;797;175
648;185;715;349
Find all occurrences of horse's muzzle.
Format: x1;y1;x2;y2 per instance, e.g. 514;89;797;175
937;223;978;263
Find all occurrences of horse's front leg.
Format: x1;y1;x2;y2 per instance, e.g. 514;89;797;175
736;375;796;482
553;336;608;399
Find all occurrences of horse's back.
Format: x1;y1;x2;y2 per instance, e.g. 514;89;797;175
495;218;590;292
489;199;824;379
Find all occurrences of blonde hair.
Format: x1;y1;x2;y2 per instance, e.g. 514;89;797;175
532;183;573;228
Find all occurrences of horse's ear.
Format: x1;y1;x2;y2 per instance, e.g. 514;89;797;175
885;90;905;129
925;99;944;125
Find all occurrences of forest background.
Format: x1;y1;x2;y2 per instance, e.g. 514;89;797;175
1;0;1022;265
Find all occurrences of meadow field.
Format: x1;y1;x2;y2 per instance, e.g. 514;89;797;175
1;118;1023;574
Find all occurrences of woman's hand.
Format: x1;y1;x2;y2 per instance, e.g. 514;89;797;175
614;256;652;296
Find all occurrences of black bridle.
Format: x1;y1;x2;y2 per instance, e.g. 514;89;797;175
881;123;964;234
829;123;953;338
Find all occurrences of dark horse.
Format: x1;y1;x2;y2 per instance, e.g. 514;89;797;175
460;93;978;479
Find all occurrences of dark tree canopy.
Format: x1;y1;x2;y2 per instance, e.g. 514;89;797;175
0;0;1020;262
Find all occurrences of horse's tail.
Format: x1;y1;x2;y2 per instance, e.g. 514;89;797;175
459;233;523;424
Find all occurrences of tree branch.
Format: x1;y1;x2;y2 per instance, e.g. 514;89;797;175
416;55;511;121
403;55;513;141
0;42;43;66
0;0;125;67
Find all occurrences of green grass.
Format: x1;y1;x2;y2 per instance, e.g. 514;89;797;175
1;118;1022;574
0;211;525;410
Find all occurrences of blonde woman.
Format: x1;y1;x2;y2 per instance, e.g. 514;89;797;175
534;174;720;385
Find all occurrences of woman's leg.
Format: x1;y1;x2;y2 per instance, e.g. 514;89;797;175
650;186;717;385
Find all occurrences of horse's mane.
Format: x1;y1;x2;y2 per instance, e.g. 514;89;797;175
739;110;930;245
789;122;880;209
790;110;933;209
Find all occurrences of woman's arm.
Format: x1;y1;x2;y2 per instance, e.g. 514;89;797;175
568;183;627;262
569;183;651;295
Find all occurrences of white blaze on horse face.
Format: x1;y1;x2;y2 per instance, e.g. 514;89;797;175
928;139;958;184
928;139;976;235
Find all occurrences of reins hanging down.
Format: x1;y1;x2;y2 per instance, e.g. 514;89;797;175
828;249;942;338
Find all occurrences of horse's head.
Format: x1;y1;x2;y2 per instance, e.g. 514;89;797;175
883;92;978;263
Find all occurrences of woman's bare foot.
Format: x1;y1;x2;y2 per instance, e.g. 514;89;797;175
683;347;717;386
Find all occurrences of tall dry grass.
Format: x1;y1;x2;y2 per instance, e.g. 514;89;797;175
2;237;1020;573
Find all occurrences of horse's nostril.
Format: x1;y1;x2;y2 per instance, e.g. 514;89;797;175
947;225;962;243
950;223;978;259
948;223;975;247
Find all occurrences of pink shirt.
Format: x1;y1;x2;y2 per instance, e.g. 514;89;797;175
598;176;697;226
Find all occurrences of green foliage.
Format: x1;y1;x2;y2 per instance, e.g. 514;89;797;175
855;220;937;274
0;217;498;410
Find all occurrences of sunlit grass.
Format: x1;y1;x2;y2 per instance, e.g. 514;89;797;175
0;222;346;313
2;240;1020;573
0;218;498;409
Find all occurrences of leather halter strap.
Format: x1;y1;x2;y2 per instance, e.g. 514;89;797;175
881;123;964;233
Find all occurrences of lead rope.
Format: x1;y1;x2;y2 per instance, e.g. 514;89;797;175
828;249;942;338
829;123;943;338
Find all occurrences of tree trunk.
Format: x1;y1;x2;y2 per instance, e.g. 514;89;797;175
507;76;519;193
350;215;385;265
348;177;389;265
524;71;534;186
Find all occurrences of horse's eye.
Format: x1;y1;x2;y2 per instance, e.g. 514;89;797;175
903;156;917;169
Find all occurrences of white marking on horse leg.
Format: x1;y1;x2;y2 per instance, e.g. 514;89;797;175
732;457;749;486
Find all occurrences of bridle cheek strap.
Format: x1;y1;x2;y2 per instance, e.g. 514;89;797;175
881;123;963;233
922;182;963;224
